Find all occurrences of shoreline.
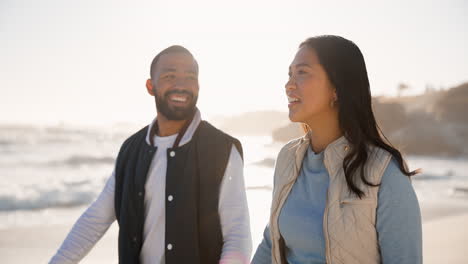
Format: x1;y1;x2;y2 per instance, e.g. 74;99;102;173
1;196;467;263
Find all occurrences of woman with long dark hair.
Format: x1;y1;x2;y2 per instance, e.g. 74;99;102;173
251;35;422;264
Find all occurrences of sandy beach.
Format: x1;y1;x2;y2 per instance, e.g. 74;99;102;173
1;194;467;264
0;223;119;264
423;213;468;264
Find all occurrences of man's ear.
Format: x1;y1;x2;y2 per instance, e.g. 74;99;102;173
146;79;155;96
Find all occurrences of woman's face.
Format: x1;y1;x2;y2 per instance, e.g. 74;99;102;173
285;46;337;124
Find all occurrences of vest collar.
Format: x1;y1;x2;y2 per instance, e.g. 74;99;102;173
295;132;351;177
145;109;202;147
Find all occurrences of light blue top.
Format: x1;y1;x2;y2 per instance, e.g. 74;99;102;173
252;146;422;264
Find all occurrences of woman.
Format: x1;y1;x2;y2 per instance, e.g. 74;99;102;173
251;35;422;264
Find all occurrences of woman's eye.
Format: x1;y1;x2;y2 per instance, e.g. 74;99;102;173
297;70;307;75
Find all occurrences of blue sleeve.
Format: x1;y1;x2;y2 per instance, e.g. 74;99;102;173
376;159;422;264
251;225;272;264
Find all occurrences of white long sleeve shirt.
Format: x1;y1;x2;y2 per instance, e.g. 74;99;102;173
50;110;252;263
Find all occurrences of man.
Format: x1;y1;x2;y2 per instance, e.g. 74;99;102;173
50;46;252;264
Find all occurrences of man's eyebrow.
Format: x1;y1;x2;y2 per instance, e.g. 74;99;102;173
185;69;197;74
160;68;197;74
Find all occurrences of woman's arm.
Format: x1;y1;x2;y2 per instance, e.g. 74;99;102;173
376;159;423;264
251;226;273;264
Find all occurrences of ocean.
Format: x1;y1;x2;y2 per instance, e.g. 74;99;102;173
1;123;467;238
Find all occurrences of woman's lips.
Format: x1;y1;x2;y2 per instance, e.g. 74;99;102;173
287;95;300;107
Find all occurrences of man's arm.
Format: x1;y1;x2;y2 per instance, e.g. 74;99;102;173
218;146;252;264
49;171;117;264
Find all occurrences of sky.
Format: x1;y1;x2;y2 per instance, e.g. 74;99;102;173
1;0;467;125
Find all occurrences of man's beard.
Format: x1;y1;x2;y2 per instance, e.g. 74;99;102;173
155;89;198;121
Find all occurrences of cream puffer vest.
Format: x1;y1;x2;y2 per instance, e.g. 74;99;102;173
269;133;392;264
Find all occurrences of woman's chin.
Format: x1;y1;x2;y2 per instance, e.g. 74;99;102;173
288;111;303;123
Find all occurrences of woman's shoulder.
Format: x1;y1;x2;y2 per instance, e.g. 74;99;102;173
272;135;308;185
277;134;308;156
380;157;414;191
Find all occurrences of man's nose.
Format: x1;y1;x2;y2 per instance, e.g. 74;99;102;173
174;77;188;88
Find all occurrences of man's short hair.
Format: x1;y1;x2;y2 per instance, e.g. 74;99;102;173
150;45;199;79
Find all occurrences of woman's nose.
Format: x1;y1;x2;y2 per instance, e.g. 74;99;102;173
285;77;295;91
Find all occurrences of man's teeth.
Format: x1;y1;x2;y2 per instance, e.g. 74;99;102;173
171;96;187;102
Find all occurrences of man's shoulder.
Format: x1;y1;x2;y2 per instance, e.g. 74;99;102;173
119;125;150;152
197;121;243;159
198;121;240;143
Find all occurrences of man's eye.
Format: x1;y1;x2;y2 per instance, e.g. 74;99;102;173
297;70;307;75
164;75;175;80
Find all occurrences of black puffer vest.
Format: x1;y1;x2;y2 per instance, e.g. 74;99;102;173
114;121;242;264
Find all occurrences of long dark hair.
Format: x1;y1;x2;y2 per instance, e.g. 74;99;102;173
300;35;416;198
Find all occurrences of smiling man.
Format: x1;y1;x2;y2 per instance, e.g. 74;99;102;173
50;46;252;264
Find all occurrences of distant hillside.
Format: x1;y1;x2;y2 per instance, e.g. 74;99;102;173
372;82;468;156
434;82;468;124
215;82;468;156
272;122;304;142
377;89;444;114
214;110;290;136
